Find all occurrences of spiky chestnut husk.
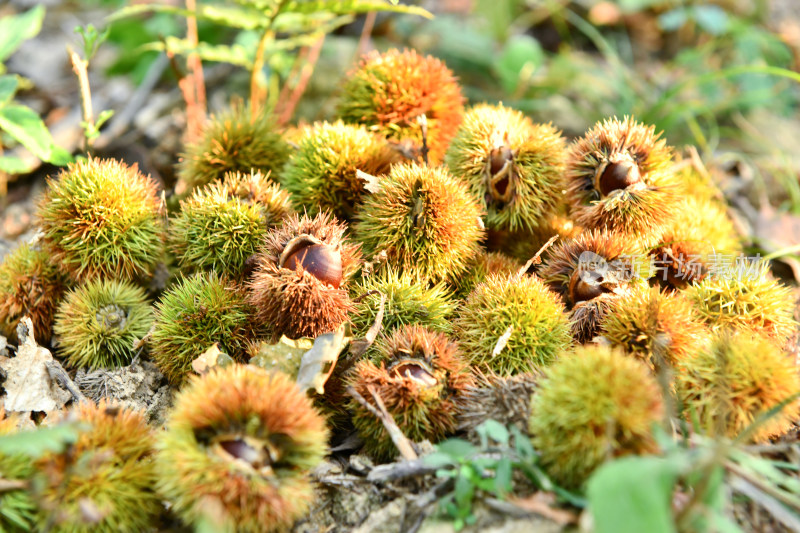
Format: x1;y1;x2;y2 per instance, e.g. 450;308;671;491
650;197;740;289
157;366;328;533
221;171;293;229
445;104;567;233
0;413;36;532
281;121;400;220
568;292;620;344
347;325;475;461
675;331;800;442
495;213;582;263
338;49;464;164
673;156;726;206
176;102;290;193
529;345;664;489
151;272;263;384
351;268;456;337
450;250;521;299
33;400;159;533
247;212;360;340
0;243;69;344
565;117;679;244
169;181;267;277
686;269;797;343
37;157;164;283
457;370;539;443
538;229;649;308
454;273;572;375
352;162;484;284
53;279;153;370
599;285;710;369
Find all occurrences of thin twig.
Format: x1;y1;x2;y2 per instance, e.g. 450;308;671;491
517;235;559;278
366;459;436;483
418;114;429;166
0;479;28;492
277;34;325;126
183;0;206;142
726;459;800;511
347;385;417;461
45;360;86;403
355;12;376;60
67;46;93;152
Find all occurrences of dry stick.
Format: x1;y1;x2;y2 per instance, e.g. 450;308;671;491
67;47;93;152
347;385;418;461
517;235;559;278
355;11;377;60
418;114;429;165
0;479;27;493
277;34;325;126
275;45;310;112
45;360;86;403
184;0;206;143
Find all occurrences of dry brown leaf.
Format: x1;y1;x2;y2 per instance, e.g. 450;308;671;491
191;343;233;375
296;325;348;394
0;317;70;413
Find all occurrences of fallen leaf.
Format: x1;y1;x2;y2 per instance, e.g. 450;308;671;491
249;336;312;377
356;169;382;194
0;317;70;413
296;325;348;394
191;343;234;375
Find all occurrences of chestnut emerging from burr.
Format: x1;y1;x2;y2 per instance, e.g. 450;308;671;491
247;212;360;340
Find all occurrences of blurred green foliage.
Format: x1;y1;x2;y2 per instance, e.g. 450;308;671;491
0;6;72;179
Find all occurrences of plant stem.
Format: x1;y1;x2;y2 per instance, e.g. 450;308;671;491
277;34;325;126
184;0;206;143
68;46;94;153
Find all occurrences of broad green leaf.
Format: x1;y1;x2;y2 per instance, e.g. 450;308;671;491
0;423;84;458
0;6;45;63
658;8;688;32
693;5;729;36
495;457;512;496
422;451;457;469
0;155;32;174
0;104;56;160
587;456;679;533
0;75;18;105
476;419;509;447
47;146;74;166
496;35;543;93
436;438;478;460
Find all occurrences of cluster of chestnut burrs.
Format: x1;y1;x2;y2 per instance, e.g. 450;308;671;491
0;47;797;531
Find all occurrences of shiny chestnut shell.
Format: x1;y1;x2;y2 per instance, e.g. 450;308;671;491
280;236;343;288
596;158;641;196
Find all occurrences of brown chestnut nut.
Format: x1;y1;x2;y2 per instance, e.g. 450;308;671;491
280;238;343;289
568;269;606;305
596;157;641;196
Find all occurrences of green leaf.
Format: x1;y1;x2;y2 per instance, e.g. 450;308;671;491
692;5;729;36
436;438;478;461
423;451;457;469
495;457;512;496
0;6;45;63
0;75;19;105
0;155;32;174
280;1;432;19
587;456;680;533
0;104;57;161
658;8;688;32
0;423;85;458
476;419;510;447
